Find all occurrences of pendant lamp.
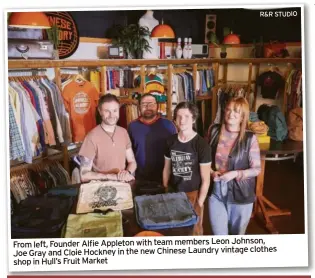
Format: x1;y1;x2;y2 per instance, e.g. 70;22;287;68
223;31;240;45
151;19;175;59
8;12;51;29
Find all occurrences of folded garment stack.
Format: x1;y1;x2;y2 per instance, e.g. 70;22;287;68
134;192;198;230
63;211;123;238
248;121;269;135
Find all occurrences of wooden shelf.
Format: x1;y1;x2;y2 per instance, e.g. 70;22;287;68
10;151;63;173
196;95;212;101
120;98;138;105
8;58;302;69
218;80;256;84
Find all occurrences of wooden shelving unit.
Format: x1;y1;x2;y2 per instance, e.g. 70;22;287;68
8;58;302;174
8;58;302;68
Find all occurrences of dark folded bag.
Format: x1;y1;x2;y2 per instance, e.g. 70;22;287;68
11;194;75;239
135;180;165;196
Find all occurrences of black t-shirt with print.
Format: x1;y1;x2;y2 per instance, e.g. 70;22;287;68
165;134;211;192
257;71;285;99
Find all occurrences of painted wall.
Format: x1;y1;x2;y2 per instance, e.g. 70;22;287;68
69;7;302;44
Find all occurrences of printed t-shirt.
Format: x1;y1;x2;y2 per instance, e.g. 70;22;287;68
128;116;177;182
164;134;211;192
257;71;285;99
62;80;99;142
79;125;131;173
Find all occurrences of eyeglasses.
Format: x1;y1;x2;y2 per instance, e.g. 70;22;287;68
140;102;157;108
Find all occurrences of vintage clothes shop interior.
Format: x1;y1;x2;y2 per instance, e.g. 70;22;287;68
8;7;304;238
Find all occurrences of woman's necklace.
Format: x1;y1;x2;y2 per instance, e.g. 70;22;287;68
101;124;116;146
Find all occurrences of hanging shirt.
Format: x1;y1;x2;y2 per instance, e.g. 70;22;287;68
9;100;25;160
90;70;101;92
40;81;64;144
62;80;99;142
22;81;46;153
42;79;72;144
10;83;39;163
30;80;56;146
257;71;285;99
9;86;22;136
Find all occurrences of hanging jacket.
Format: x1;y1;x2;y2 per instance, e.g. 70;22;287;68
208;124;256;204
257;104;288;141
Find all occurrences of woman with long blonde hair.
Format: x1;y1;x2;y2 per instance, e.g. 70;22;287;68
207;97;261;235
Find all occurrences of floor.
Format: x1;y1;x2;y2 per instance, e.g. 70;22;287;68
203;153;305;235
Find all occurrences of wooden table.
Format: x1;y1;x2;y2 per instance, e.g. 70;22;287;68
254;139;304;234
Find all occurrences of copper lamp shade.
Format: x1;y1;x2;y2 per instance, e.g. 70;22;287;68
9;12;51;29
151;23;175;39
151;20;175;59
223;33;240;44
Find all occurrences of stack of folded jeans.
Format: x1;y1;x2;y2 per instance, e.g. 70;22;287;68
134;192;198;230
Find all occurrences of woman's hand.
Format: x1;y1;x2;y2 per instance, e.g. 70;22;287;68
219;171;238;182
211;171;222;181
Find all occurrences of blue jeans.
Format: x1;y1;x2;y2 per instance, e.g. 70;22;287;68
208;180;253;235
134;192;198;230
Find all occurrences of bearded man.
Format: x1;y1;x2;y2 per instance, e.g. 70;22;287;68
79;94;136;183
128;93;177;183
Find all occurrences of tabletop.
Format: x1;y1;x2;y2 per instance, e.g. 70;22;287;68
259;139;304;155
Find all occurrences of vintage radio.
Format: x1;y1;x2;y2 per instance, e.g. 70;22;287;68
191;44;209;58
108;46;124;59
8;39;54;59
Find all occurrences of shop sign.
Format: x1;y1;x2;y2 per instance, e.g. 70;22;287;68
45;12;79;59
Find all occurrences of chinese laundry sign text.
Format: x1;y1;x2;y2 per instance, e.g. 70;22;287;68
45;12;79;59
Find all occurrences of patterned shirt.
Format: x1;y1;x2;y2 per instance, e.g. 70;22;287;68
215;126;261;180
9;100;25;160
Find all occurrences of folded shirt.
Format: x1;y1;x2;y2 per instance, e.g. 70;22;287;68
63;211;123;238
134;192;198;230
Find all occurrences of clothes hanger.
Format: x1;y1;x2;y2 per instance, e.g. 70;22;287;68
147;66;157;76
73;73;86;84
185;68;193;74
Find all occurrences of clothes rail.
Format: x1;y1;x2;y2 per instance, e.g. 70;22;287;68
8;69;47;77
60;67;89;73
8;68;47;72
